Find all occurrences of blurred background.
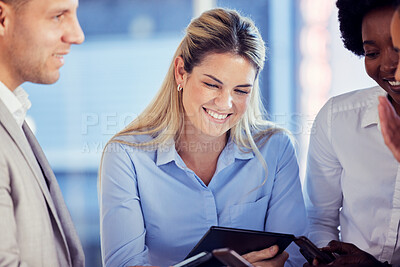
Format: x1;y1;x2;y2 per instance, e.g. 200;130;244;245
23;0;376;266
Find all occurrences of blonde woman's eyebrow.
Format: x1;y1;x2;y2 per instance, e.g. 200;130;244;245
204;74;223;84
203;74;252;87
236;84;253;88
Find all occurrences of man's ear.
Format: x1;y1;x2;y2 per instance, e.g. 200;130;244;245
0;1;10;36
174;56;187;86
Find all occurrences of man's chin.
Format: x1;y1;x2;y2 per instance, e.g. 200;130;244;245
30;72;60;85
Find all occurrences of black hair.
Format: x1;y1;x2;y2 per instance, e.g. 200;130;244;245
336;0;397;56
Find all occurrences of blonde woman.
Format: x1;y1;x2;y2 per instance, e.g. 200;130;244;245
100;8;307;267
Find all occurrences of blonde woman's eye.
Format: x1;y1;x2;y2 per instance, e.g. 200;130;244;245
204;82;218;88
235;89;249;95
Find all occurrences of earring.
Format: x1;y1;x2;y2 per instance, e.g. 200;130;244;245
177;84;183;92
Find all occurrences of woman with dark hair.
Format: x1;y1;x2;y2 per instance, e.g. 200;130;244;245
99;8;307;267
304;0;400;266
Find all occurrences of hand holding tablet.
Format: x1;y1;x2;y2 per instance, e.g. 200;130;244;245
186;226;294;259
181;226;335;267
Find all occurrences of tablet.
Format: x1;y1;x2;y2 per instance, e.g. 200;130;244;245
173;252;213;267
294;236;336;264
186;226;295;266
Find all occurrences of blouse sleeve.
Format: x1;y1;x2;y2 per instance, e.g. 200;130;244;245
264;133;308;266
99;142;150;267
303;98;343;247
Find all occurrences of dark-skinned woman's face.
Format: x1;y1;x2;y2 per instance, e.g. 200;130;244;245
362;6;400;113
391;10;400;82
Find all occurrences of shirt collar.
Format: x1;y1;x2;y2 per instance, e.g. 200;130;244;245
0;81;31;128
156;137;254;167
156;139;178;166
361;86;386;129
232;139;254;160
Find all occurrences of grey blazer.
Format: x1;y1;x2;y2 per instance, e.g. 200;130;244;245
0;99;84;267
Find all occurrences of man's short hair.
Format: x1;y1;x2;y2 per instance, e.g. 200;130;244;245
1;0;30;10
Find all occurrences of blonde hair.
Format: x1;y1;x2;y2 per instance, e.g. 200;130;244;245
103;8;285;186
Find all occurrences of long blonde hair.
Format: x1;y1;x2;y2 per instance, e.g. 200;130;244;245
104;8;285;186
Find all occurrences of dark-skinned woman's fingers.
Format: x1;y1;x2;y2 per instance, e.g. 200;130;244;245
323;240;358;255
378;96;400;162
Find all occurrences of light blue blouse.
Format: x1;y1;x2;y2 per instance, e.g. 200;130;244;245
100;132;307;267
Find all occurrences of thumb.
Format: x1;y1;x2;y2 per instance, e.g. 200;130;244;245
266;245;279;258
242;245;280;263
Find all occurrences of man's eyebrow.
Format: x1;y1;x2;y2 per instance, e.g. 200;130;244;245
48;4;78;14
48;8;69;14
203;74;252;87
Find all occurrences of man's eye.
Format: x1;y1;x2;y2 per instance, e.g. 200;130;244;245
53;13;64;21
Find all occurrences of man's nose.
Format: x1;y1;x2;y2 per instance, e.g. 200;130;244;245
62;15;85;45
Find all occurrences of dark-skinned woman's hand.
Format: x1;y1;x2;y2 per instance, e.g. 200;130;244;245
303;240;386;267
379;96;400;163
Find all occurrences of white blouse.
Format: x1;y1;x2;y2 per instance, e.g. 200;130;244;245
304;86;400;265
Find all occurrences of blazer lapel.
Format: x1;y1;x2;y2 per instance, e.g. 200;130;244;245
0;99;83;266
0;100;52;201
22;122;84;266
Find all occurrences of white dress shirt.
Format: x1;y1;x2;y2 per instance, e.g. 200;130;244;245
0;81;31;129
304;86;400;266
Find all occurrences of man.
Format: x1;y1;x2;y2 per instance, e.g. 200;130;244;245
0;0;84;265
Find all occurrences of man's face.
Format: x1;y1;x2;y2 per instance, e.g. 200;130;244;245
1;0;84;89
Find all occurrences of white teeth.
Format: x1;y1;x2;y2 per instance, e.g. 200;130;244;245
206;109;228;120
388;80;400;86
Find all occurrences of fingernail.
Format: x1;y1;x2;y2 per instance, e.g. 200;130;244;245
270;245;278;253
